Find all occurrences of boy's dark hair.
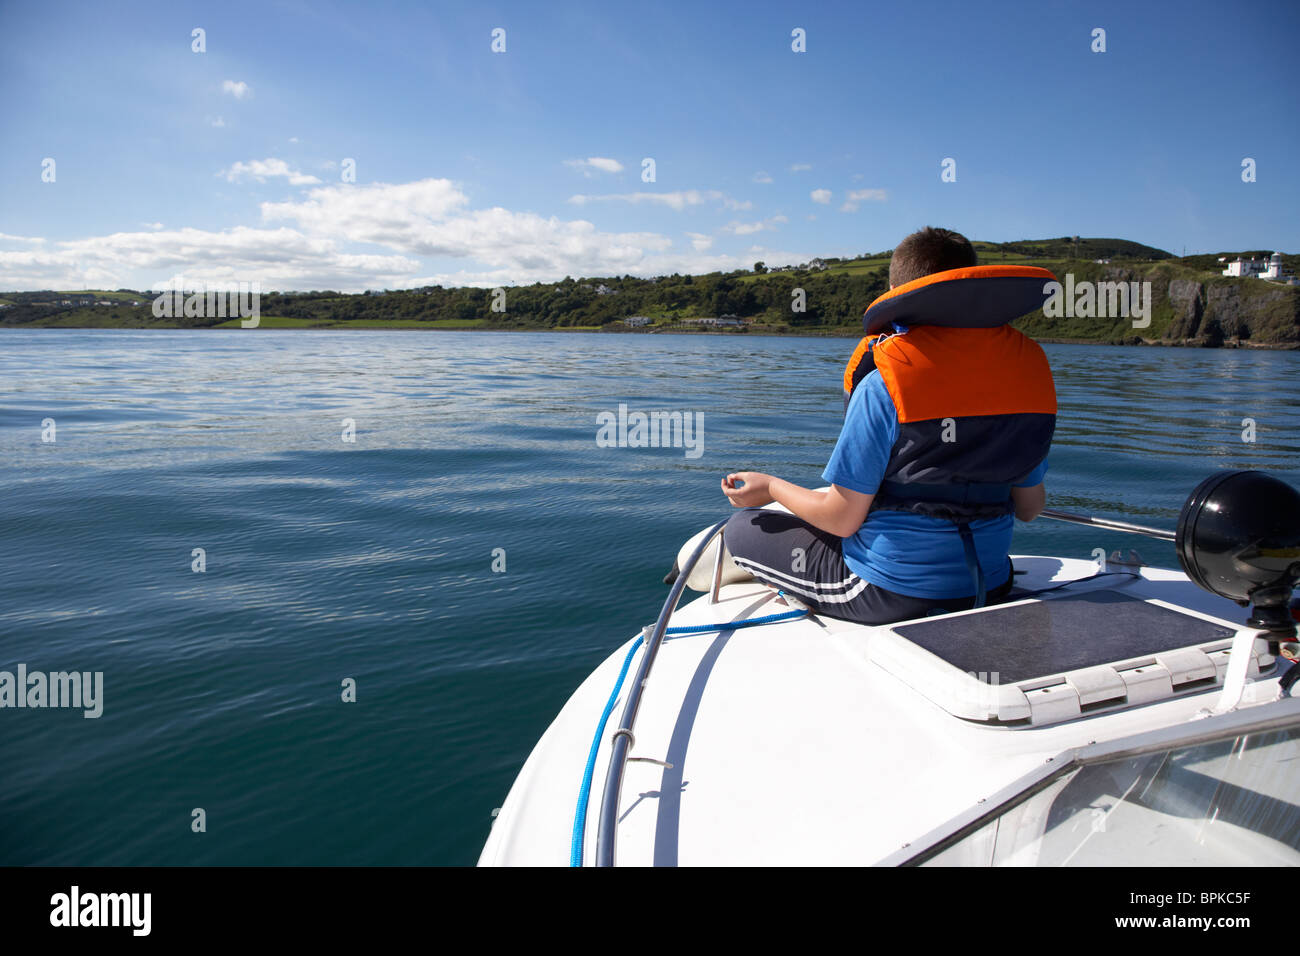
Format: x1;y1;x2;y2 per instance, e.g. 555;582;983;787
889;227;977;288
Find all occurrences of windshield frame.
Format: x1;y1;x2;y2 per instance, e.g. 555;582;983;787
876;694;1300;867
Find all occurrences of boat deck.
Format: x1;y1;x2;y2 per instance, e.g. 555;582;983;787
480;556;1293;866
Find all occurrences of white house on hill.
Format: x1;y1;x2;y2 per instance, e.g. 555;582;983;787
1223;252;1297;284
1222;255;1266;277
1224;252;1280;277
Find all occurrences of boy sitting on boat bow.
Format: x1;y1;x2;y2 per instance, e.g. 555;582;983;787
715;227;1056;625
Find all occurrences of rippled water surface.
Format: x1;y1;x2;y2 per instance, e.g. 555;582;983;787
1;330;1297;864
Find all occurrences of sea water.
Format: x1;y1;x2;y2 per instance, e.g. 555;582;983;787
0;329;1296;864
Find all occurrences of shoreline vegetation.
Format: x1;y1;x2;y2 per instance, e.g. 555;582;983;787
3;238;1298;348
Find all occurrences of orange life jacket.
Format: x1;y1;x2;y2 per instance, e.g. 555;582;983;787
842;266;1058;522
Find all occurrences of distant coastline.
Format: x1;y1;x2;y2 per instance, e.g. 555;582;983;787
4;238;1297;348
5;325;1298;351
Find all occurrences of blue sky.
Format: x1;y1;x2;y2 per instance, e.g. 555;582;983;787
1;0;1296;291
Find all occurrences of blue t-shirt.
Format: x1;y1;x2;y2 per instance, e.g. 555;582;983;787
822;371;1048;599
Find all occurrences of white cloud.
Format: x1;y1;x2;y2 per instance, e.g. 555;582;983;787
0;222;813;291
141;222;164;230
289;136;299;144
567;190;748;212
0;177;814;291
409;243;814;288
261;179;469;239
840;188;888;212
811;189;832;204
564;157;624;176
0;225;420;292
0;233;45;244
720;215;788;236
222;80;251;99
790;163;812;172
752;171;773;183
220;158;322;186
209;116;225;128
262;179;674;282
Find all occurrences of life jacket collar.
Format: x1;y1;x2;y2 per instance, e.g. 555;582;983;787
862;264;1058;335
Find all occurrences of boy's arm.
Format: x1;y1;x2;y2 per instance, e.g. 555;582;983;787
1010;459;1049;521
722;473;873;538
720;368;889;538
1011;482;1045;521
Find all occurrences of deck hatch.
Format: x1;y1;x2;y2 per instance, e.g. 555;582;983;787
871;590;1272;725
891;591;1235;683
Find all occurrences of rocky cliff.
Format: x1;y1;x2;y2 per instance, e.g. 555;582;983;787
1014;261;1300;347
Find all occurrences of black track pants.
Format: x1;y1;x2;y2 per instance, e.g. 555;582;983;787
722;508;1012;626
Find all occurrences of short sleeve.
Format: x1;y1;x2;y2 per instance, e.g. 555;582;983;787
822;373;899;495
1014;458;1049;488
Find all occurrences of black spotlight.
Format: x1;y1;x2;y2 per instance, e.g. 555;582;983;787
1177;470;1300;636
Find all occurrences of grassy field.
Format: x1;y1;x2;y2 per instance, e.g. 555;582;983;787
739;245;1066;284
20;307;162;328
735;257;888;283
209;316;490;329
55;290;147;302
210;315;333;328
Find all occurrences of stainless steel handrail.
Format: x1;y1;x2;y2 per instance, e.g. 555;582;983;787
593;517;729;867
1039;508;1176;542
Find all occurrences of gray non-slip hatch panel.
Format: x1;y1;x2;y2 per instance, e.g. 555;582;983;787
890;590;1238;685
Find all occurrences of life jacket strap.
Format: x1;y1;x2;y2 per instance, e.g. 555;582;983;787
876;484;1000;607
957;521;986;610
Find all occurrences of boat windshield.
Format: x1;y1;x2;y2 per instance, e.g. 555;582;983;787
919;723;1300;866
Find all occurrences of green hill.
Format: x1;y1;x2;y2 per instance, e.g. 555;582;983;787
982;237;1172;261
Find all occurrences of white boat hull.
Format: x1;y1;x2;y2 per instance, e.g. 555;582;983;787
480;555;1298;866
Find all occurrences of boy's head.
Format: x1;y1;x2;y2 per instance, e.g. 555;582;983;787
889;227;977;289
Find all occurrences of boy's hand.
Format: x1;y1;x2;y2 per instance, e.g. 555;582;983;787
722;472;775;508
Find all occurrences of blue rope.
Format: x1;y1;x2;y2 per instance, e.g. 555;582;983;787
570;634;643;867
568;601;809;866
665;607;808;634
